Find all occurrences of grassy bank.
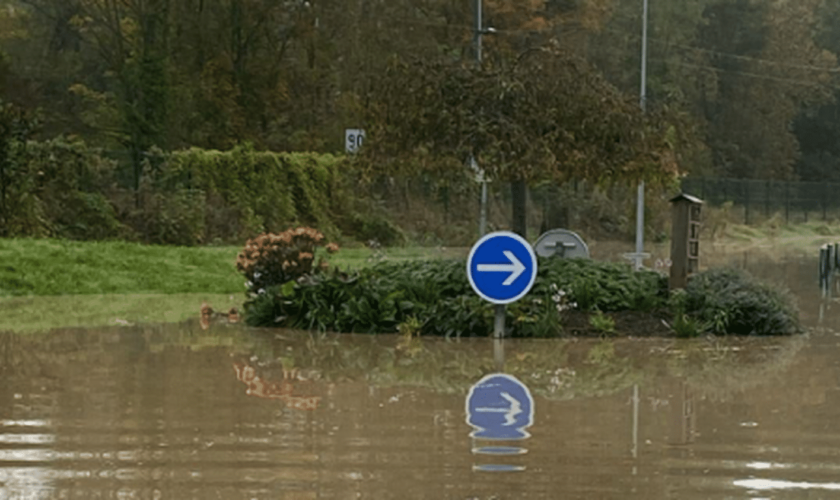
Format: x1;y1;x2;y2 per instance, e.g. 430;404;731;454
0;234;805;336
0;293;243;333
0;238;467;297
3;221;835;298
0;238;245;296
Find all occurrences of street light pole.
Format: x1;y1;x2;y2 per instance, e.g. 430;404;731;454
632;0;649;271
476;0;489;236
475;0;484;64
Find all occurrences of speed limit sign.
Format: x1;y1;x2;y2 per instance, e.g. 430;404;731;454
345;129;365;153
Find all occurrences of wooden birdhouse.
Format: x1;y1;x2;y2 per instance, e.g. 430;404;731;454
669;193;703;290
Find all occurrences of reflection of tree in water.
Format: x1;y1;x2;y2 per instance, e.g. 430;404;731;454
0;329;97;380
237;332;806;405
236;334;647;401
2;320;806;407
664;335;805;402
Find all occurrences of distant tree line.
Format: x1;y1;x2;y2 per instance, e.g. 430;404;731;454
1;0;839;232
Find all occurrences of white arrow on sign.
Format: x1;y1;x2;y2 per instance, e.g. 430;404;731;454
474;392;522;426
477;250;526;286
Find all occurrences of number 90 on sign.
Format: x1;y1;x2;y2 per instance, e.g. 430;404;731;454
345;129;366;153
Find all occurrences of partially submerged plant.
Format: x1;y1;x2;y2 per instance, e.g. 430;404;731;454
589;310;616;334
683;267;801;336
236;226;339;297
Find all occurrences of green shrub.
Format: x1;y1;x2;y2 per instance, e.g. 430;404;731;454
244;257;670;337
347;212;406;247
668;289;706;337
0;135;129;240
589;310;616;334
160;146;349;243
535;258;668;313
683;267;801;336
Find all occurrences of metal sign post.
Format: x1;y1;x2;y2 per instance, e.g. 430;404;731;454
467;231;538;338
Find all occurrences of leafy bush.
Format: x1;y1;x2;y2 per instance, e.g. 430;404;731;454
242;253;802;338
22;138;128;240
348;212;406;247
589;310;616;334
160;146;349;242
236;227;340;297
244;257;672;337
683;267;801;335
668;289;706;338
126;187;206;246
535;258;668;312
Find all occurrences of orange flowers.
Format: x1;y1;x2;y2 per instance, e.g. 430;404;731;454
236;226;339;295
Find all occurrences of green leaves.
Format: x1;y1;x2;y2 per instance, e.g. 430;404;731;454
683;267;801;336
246;256;669;337
361;46;677;187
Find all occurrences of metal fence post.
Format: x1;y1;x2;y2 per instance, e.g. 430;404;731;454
785;182;789;224
764;180;770;218
744;180;750;225
823;183;828;221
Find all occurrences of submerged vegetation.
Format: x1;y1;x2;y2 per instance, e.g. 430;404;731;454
240;229;801;337
0;228;804;338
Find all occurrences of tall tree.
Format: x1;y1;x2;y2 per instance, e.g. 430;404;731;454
360;44;677;235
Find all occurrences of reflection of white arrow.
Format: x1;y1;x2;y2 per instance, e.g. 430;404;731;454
474;392;523;426
477;251;526;286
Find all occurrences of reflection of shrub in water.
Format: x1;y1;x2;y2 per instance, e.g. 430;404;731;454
666;335;805;402
232;362;322;411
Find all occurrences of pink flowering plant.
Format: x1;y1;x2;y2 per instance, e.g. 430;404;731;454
236;227;340;297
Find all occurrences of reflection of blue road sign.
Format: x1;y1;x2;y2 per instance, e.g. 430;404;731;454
466;373;535;440
467;232;538;304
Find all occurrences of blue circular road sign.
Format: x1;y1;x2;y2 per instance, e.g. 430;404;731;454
465;373;535;440
467;231;537;305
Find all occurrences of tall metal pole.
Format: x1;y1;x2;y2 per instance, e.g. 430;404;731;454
632;0;648;479
476;0;489;237
633;0;649;271
640;0;648;114
475;0;483;64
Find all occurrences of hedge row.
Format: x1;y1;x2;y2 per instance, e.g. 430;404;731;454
0;139;357;245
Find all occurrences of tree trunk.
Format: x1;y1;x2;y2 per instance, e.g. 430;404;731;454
540;183;569;234
511;179;527;238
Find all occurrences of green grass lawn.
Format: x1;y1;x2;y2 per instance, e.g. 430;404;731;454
0;238;246;296
0;292;243;333
0;238;467;332
0;238;468;297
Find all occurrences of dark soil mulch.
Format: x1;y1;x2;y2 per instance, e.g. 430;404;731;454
560;308;674;337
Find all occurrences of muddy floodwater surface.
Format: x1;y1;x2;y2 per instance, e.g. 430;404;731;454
3;248;840;499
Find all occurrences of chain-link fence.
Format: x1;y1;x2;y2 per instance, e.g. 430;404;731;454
680;177;840;225
359;176;648;246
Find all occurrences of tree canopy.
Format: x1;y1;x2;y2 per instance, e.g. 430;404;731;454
360;45;677;185
1;0;839;182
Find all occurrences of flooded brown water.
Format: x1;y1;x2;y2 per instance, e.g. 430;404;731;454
2;250;840;499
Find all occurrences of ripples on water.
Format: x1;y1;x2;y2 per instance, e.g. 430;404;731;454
2;251;839;499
